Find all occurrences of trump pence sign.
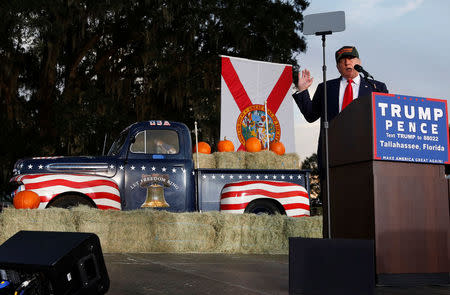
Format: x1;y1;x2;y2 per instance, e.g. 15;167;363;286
372;93;450;164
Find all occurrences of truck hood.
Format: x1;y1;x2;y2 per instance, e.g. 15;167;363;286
13;156;119;178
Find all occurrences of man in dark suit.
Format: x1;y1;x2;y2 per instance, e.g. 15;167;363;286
293;46;388;237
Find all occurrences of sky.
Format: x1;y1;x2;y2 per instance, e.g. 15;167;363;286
293;0;450;160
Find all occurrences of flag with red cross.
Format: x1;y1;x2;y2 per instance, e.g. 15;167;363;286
220;56;295;152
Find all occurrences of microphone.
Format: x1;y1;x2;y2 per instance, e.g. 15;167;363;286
354;64;373;79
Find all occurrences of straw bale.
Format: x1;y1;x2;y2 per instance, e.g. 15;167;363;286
0;208;77;245
284;215;322;239
245;150;279;169
272;153;300;169
71;207;157;253
193;152;216;168
152;211;217;253
0;207;322;254
216;213;288;254
214;151;246;169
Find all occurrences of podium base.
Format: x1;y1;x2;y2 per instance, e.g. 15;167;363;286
377;273;450;286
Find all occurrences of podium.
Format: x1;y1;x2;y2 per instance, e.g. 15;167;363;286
328;93;449;285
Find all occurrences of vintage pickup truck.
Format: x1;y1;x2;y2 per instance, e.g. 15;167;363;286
10;120;311;217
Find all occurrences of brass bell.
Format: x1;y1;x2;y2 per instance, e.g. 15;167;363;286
141;184;169;208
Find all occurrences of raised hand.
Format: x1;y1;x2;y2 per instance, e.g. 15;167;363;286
297;69;313;92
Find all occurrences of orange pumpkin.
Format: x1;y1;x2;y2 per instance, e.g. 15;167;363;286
270;141;285;155
194;141;211;154
217;137;234;152
13;191;41;209
245;137;262;152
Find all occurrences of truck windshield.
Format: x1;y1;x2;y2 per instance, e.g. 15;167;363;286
107;131;128;156
130;129;179;154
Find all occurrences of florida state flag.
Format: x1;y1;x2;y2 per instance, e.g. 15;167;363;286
220;55;295;152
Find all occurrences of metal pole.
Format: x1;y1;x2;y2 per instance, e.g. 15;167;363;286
320;33;332;239
264;100;270;150
194;122;199;170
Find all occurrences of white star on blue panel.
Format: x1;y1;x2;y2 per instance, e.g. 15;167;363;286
141;166;146;170
119;165;124;170
38;165;43;169
152;166;156;171
131;166;135;170
28;164;33;169
172;168;176;173
162;167;167;172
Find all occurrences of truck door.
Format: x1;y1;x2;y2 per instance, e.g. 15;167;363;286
123;126;194;211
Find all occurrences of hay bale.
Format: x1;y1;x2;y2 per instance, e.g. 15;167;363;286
0;208;77;245
216;213;288;254
152;211;217;253
193;152;216;168
72;207;156;253
272;153;300;169
285;215;322;239
215;151;246;169
0;207;322;254
245;150;279;169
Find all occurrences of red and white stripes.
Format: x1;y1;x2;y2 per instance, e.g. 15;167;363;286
11;174;121;210
220;180;310;217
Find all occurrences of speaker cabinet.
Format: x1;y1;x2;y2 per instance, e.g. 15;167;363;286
0;231;109;295
289;237;375;295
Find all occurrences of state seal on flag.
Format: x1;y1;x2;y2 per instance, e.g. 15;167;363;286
236;104;281;149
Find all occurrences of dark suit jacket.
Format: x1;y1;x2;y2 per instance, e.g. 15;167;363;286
293;75;388;174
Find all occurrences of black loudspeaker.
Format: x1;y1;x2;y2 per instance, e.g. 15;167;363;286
289;237;375;295
0;231;109;295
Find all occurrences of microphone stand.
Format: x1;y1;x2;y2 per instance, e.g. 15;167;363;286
316;31;332;239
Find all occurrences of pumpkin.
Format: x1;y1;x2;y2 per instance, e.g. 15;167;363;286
217;137;234;152
270;141;285;155
194;141;211;154
13;191;41;209
245;137;262;152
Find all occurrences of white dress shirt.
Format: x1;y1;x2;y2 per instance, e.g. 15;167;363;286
338;74;361;112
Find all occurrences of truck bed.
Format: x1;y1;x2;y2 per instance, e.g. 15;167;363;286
196;168;310;212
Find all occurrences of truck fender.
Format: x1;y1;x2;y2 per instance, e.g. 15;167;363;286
219;180;310;217
10;173;121;210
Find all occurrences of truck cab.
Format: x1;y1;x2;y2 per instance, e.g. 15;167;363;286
110;120;196;211
10;121;196;211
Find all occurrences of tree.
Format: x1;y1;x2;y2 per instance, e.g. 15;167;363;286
301;153;321;202
0;0;309;192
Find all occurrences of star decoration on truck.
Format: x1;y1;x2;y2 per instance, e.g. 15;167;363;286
196;174;301;181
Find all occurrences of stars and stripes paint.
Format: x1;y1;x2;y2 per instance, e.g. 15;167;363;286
219;180;310;217
11;174;121;210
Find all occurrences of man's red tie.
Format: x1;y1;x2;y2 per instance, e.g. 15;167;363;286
342;79;353;110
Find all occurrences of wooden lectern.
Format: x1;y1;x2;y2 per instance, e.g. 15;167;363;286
328;94;449;285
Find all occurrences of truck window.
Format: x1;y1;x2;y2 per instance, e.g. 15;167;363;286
107;131;129;156
130;130;179;154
